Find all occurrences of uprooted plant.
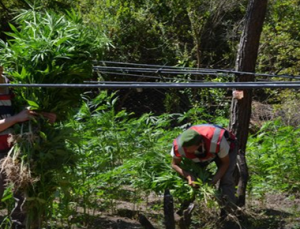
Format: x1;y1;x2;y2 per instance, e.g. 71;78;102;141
0;6;110;228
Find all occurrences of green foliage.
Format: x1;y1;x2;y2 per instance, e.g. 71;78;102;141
78;0;243;67
1;0;300;227
48;91;228;227
258;0;300;75
272;89;300;127
25;0;78;10
0;8;109;228
247;119;300;196
69;91;180;190
74;0;240;120
254;0;300;105
0;118;79;228
0;8;110;120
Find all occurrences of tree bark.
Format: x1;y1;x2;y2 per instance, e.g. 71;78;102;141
229;0;268;207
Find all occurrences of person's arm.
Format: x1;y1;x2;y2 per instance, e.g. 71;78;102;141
40;112;57;124
171;157;197;187
211;154;230;185
0;110;57;132
0;109;36;132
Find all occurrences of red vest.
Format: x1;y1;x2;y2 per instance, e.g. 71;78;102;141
173;124;230;163
0;94;14;152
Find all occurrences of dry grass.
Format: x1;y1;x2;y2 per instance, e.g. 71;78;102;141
0;133;39;192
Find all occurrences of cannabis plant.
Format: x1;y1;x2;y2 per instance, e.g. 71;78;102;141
0;8;109;228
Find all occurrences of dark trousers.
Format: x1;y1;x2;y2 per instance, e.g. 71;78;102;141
215;145;238;204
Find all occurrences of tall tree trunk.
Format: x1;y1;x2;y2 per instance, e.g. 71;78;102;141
229;0;268;207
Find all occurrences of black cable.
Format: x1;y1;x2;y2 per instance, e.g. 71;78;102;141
1;82;300;88
85;80;300;85
94;61;300;79
93;66;232;76
94;60;177;69
95;70;207;82
95;71;180;81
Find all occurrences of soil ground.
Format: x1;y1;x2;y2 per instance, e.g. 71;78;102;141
1;192;300;229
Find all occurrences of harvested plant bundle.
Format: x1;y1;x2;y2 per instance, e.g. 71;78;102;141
1;9;109;120
0;131;39;191
0;8;109;228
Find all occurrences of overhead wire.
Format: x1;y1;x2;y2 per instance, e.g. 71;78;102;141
1;61;300;88
94;70;181;81
85;80;300;84
1;82;300;88
94;61;300;80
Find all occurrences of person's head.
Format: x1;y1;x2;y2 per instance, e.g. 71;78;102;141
179;129;203;153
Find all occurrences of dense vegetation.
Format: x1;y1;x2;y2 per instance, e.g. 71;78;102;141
0;0;300;228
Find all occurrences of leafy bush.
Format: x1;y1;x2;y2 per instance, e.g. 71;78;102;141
0;8;110;120
247;119;300;196
53;91;227;227
68;91;182;201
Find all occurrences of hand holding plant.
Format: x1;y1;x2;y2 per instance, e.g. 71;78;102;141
188;176;200;188
40;112;57;124
14;109;56;124
14;109;37;122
